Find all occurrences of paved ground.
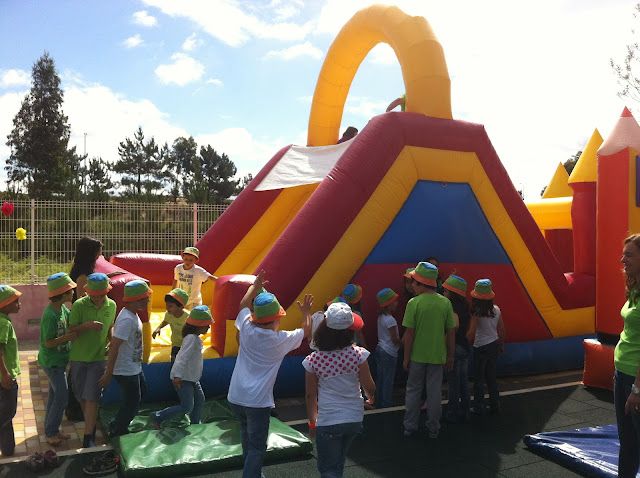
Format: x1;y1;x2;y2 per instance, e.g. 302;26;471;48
0;356;616;477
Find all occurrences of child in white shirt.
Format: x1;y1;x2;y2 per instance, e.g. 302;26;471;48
172;246;217;309
227;271;312;478
374;288;401;408
150;305;212;427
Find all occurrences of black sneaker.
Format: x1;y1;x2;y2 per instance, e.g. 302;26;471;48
82;450;120;476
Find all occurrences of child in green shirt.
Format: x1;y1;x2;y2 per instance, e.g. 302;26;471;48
0;285;22;456
38;273;79;446
152;288;190;362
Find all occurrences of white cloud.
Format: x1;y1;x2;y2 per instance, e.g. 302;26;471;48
0;69;30;89
205;78;223;87
122;34;143;49
368;43;396;66
154;53;205;86
132;10;157;27
142;0;313;47
264;42;322;61
344;96;388;118
182;33;202;52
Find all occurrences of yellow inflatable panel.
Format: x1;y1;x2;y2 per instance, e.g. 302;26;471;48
568;129;602;184
542;163;573;199
526;197;573;230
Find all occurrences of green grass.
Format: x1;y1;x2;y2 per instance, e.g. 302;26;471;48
0;254;71;284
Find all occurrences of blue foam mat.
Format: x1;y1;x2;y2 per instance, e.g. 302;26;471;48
524;424;628;478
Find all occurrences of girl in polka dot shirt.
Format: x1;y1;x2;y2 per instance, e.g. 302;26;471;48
303;302;375;477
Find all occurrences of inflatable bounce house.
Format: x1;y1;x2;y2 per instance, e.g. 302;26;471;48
97;4;639;403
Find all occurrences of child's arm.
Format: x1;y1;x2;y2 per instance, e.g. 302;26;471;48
171;279;177;289
304;371;319;436
389;325;401;347
239;270;266;311
44;331;77;348
0;345;11;389
358;361;376;407
296;294;313;340
497;316;506;353
152;321;168;339
402;328;415;371
98;337;123;388
466;315;477;345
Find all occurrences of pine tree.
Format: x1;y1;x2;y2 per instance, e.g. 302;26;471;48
165;136;197;200
114;127;165;199
5;52;76;198
184;145;239;203
86;157;113;201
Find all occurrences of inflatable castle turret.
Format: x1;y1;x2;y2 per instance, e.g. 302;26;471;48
584;108;640;388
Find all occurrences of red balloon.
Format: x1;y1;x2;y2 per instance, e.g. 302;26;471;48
1;201;14;217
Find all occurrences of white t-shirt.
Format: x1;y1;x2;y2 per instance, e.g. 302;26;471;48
473;305;501;348
377;314;399;357
302;345;370;426
171;334;203;382
309;311;325;351
112;308;143;376
227;308;304;408
174;264;210;306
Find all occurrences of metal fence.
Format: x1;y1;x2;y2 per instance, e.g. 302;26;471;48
0;199;228;284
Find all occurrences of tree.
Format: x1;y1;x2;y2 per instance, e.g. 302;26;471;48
85;157;113;201
114;127;166;199
235;173;254;195
564;150;581;176
165;136;197;200
611;4;640;104
5;52;78;198
184;145;239;203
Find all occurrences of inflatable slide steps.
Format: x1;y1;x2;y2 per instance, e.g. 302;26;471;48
99;399;312;478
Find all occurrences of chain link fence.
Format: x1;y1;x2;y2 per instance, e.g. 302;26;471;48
0;199;227;284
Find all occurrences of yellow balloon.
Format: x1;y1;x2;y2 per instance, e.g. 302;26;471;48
15;228;27;240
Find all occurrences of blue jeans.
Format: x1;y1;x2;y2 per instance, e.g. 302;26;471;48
375;346;397;408
473;340;500;412
154;381;205;424
446;345;470;421
43;366;68;438
229;403;271;478
110;372;147;437
615;370;640;477
315;421;362;478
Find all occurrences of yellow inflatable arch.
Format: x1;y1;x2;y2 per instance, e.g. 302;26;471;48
307;5;452;146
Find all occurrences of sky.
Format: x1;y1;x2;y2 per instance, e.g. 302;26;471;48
0;0;638;199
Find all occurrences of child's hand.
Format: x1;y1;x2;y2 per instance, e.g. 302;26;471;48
66;330;78;341
172;377;182;389
253;270;268;290
296;294;314;316
87;321;103;331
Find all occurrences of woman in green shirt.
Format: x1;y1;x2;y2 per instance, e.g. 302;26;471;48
38;273;78;446
615;234;640;477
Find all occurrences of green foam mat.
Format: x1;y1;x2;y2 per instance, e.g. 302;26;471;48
99;400;312;478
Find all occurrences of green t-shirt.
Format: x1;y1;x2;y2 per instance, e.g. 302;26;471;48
38;304;71;368
615;293;640;377
402;292;455;364
164;310;188;347
0;313;20;378
69;295;116;362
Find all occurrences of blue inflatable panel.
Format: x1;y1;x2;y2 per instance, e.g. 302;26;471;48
366;181;510;264
499;335;590;376
524;424;625;478
102;355;304;405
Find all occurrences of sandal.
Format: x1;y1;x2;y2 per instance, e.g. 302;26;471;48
25;452;45;472
43;449;60;468
82;450;120;476
46;436;62;446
